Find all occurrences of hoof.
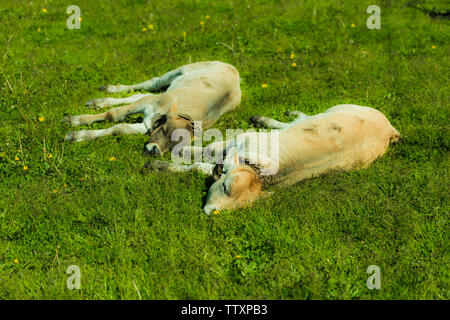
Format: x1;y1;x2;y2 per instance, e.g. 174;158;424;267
61;117;70;124
85;99;97;108
85;99;108;109
99;85;115;93
144;160;153;170
61;116;74;125
143;160;169;171
61;116;80;126
249;116;263;127
64;131;77;143
65;130;86;143
99;85;123;93
285;110;306;118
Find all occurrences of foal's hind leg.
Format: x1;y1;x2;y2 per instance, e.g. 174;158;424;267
85;93;154;109
250;110;308;129
250;116;290;129
99;68;183;93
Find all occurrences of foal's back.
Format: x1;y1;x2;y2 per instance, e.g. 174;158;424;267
276;105;400;184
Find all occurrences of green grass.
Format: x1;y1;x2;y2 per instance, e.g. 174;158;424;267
0;0;448;299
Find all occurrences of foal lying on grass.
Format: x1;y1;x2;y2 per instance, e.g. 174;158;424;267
63;61;241;156
146;104;400;214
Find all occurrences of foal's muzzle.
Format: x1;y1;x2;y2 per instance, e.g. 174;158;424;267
145;143;163;157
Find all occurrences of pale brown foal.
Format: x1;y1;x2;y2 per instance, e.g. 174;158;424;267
202;105;400;214
147;104;400;214
63;61;241;156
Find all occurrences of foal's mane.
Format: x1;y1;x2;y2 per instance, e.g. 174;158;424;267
151;113;194;132
212;159;276;188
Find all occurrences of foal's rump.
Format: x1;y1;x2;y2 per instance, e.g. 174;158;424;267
165;61;242;128
275;104;400;183
323;104;400;146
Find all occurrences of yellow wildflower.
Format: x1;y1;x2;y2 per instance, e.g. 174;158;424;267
53;189;59;193
37;27;41;32
47;153;53;159
23;166;29;171
290;53;295;59
109;156;116;161
183;31;187;38
38;116;45;122
15;156;19;161
291;62;297;67
0;152;5;157
261;83;268;88
42;8;47;13
235;255;242;259
350;23;355;28
13;259;19;264
142;27;147;32
148;24;154;30
79;17;83;22
213;210;220;215
206;15;210;20
431;45;436;49
200;21;205;27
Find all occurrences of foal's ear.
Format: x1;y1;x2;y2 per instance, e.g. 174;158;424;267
212;164;223;181
167;97;178;119
151;114;168;131
224;146;240;167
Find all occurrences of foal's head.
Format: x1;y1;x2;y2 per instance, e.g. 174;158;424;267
203;147;263;215
145;99;194;157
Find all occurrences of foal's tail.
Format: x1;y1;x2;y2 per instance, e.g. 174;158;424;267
390;127;401;144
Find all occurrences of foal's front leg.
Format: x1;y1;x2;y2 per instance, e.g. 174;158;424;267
144;160;215;176
63;96;155;126
179;138;233;164
65;123;148;143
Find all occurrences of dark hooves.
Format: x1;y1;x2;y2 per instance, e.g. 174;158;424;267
144;161;153;169
142;160;169;171
250;116;263;126
99;85;107;91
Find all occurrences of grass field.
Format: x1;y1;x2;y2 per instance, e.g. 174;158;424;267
0;0;448;299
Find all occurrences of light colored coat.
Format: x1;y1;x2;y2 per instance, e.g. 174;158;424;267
155;104;400;214
64;61;241;149
247;104;400;186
